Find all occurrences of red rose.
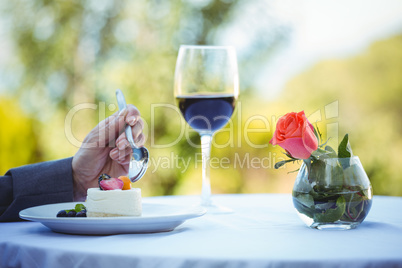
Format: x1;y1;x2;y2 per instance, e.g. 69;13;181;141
270;111;318;159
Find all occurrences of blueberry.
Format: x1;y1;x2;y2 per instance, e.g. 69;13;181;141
76;211;87;217
67;210;77;217
57;210;67;217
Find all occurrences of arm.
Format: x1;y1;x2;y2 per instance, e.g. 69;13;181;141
0;104;144;221
0;158;74;222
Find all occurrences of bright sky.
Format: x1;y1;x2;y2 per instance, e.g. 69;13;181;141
254;0;402;98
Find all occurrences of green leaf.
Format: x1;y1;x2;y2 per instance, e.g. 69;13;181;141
295;193;315;208
303;159;312;175
319;138;331;148
340;190;367;221
338;134;353;158
330;164;345;189
287;168;300;174
74;203;86;212
343;164;363;186
325;145;337;158
313;195;346;223
63;204;86;214
293;193;315;218
311;146;338;159
313;125;320;142
311;147;328;158
274;159;296;169
309;159;326;185
284;151;298;160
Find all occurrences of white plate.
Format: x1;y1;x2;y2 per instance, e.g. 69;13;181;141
19;202;206;235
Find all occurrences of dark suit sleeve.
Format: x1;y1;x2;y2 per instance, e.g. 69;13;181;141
0;158;74;222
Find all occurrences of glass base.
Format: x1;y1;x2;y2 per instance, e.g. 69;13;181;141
296;211;360;230
199;199;233;214
311;222;359;230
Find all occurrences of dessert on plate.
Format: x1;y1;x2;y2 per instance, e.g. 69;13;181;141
85;174;142;217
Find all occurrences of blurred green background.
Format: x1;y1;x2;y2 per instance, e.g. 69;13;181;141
1;0;401;197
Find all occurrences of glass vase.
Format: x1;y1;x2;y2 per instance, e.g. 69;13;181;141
292;156;373;230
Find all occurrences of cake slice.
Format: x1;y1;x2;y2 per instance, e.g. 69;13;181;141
85;174;142;217
86;188;142;217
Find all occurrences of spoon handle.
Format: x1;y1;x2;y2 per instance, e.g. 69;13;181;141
115;89;138;149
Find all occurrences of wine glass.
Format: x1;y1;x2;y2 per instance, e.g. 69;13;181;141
174;45;239;213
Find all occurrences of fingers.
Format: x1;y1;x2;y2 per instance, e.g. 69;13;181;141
135;133;146;147
114;117;145;148
112;104;141;141
109;147;132;165
89;103;144;153
110;131;144;166
115;135;131;150
125;104;141;127
110;113;145;165
131;118;145;145
92;104;142;147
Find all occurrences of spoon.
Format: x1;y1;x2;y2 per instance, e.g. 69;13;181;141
115;89;149;182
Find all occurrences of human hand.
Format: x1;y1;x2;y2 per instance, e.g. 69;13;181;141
72;105;145;201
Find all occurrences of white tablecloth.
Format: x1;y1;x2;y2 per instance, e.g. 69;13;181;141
1;194;402;268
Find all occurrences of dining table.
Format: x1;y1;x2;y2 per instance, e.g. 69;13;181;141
1;194;402;268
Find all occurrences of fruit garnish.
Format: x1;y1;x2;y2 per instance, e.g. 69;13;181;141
57;210;67;217
67;210;77;217
56;204;87;218
76;211;86;217
119;176;132;190
74;203;86;212
98;173;111;190
99;177;124;190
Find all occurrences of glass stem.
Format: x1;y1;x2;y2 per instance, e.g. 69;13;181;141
200;134;212;206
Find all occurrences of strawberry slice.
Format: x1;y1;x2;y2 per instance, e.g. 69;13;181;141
99;177;124;190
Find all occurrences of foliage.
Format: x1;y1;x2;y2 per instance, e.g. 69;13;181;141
0;0;288;196
0;0;401;197
0;98;40;174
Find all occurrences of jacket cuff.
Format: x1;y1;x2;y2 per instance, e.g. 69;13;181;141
2;158;74;221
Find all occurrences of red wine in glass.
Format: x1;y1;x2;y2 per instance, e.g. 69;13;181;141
176;94;236;134
174;45;239;213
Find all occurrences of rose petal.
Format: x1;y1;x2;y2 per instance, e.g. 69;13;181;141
277;137;313;159
269;110;318;159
